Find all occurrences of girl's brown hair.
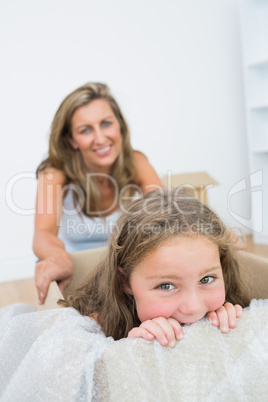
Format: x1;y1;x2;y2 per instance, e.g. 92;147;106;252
37;82;137;216
61;189;251;340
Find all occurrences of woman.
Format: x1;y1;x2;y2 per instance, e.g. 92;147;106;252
33;82;162;304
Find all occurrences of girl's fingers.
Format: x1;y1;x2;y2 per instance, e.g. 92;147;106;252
152;317;183;346
134;321;166;345
139;317;183;347
234;304;243;318
128;327;154;341
214;303;239;333
206;311;219;327
213;305;229;333
166;317;184;342
140;319;172;346
223;302;237;329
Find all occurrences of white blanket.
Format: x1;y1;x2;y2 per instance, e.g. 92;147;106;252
99;299;268;401
0;299;268;401
0;307;113;401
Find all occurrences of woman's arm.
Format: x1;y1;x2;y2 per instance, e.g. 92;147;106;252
33;169;74;304
133;151;163;194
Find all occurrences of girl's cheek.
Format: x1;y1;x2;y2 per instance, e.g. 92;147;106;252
136;302;163;322
209;288;226;311
141;307;172;322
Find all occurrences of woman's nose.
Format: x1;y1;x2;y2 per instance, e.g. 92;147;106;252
94;127;105;144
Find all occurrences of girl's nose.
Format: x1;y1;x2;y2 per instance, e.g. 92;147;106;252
178;291;202;316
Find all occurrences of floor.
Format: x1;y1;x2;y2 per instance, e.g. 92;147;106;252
0;235;268;309
0;277;37;308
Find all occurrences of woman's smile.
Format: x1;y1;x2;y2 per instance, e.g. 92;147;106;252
70;99;122;173
93;144;112;155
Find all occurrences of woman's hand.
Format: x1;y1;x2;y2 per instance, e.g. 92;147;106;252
35;254;74;304
206;302;242;333
128;317;184;347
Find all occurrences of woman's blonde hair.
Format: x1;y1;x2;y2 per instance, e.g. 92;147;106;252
61;189;251;340
37;82;137;216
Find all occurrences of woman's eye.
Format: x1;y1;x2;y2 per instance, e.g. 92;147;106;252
158;283;175;290
102;121;111;127
199;276;214;285
81;127;90;134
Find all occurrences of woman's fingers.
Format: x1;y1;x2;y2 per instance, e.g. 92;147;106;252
35;260;54;304
58;277;72;294
35;258;73;304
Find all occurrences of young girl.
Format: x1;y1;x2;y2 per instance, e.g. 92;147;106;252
0;190;263;400
61;188;251;345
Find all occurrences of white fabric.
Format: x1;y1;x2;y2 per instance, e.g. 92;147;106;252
57;189;121;253
0;307;114;401
0;299;268;401
0;303;36;328
100;299;268;401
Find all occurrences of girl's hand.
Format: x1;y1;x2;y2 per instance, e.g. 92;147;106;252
128;317;184;347
206;302;242;333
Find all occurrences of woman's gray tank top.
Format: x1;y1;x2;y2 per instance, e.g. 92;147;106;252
57;189;121;253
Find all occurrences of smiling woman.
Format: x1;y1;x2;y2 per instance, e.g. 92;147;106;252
68;99;123;173
33;83;162;304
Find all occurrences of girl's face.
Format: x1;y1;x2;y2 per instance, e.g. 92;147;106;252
125;236;225;325
69;99;122;173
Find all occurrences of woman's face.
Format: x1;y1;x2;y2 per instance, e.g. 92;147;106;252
69;99;122;173
125;236;225;325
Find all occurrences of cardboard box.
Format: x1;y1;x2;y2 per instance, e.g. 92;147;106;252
161;171;219;205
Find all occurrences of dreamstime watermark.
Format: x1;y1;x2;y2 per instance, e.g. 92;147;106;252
227;170;263;232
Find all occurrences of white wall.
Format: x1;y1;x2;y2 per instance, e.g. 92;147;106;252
0;0;250;282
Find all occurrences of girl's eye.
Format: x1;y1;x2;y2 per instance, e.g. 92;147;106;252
157;283;175;291
199;276;214;285
102;121;111;127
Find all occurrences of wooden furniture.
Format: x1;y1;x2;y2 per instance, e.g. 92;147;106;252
161;171;218;205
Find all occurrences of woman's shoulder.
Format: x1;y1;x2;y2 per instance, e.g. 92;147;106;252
133;150;148;163
38;168;67;185
133;150;162;193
